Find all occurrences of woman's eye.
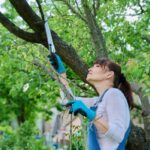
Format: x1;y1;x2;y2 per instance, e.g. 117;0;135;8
95;65;100;67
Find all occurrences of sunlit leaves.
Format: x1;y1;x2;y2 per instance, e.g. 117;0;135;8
0;0;149;125
0;25;60;122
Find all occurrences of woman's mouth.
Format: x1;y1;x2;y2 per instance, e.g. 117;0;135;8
88;72;92;75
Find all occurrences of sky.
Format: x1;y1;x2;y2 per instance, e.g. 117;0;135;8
0;0;6;13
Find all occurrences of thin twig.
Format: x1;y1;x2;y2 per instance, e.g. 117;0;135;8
51;0;64;16
75;0;84;16
137;0;145;14
62;0;87;23
92;0;97;16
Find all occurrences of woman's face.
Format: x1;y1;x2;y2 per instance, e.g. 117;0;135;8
86;64;111;84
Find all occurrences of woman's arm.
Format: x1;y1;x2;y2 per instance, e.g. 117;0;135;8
59;73;69;87
59;73;97;107
93;115;109;133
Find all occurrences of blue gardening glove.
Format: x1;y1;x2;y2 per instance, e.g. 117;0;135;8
66;100;96;121
48;53;66;74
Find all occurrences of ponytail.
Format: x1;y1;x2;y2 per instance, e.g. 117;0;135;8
118;74;134;109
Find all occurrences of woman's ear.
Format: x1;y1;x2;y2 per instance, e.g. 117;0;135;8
106;71;114;79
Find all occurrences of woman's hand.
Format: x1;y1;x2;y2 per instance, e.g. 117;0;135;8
48;53;69;86
66;100;96;121
48;53;66;74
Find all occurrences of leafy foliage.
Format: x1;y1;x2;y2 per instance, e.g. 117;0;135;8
0;121;51;150
0;25;60;123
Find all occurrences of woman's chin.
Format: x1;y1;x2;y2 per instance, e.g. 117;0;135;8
86;77;93;84
86;76;90;81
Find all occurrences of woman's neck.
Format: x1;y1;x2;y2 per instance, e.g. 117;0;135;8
94;82;113;95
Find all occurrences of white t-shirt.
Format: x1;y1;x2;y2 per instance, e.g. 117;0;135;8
76;88;130;150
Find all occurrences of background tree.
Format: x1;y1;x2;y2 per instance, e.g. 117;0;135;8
0;0;149;149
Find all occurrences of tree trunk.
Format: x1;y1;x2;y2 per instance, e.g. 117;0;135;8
81;0;107;58
131;83;150;142
126;123;148;150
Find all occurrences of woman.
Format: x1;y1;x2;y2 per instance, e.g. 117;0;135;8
49;53;133;150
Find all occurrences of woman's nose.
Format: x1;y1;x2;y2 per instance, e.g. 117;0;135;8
88;67;93;73
88;68;92;72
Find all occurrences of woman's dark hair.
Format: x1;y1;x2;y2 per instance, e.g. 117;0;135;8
95;58;133;109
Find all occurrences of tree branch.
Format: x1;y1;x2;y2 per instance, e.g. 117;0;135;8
137;0;145;14
92;0;101;16
0;12;40;43
115;10;147;17
1;1;89;82
51;30;89;81
92;0;97;16
62;0;87;23
9;0;44;33
75;0;84;17
32;59;73;99
51;0;64;16
81;0;107;58
95;0;100;10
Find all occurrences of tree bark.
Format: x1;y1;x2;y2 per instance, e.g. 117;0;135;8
81;0;107;58
62;0;107;58
0;0;89;82
131;82;150;142
126;124;150;150
125;83;150;150
0;12;40;43
9;0;44;33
